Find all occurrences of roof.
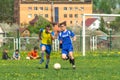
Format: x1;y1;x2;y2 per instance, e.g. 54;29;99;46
21;0;92;4
19;28;29;33
29;16;39;25
21;0;91;2
103;17;115;22
85;18;97;27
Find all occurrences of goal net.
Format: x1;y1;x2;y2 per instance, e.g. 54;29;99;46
82;14;120;56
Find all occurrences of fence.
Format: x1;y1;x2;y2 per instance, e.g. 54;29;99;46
0;35;120;55
0;37;15;52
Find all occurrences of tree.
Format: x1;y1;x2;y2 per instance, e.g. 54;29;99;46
93;0;120;13
99;0;111;14
110;16;120;32
28;16;51;34
99;17;108;34
0;0;14;23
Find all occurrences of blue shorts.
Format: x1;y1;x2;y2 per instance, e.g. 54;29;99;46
40;44;52;55
62;45;73;55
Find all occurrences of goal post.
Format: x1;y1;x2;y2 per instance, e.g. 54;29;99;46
82;14;120;56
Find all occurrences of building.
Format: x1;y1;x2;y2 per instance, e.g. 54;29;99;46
14;0;93;27
85;18;100;30
19;28;30;37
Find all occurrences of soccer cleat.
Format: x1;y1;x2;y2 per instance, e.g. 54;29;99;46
39;59;44;64
72;65;76;69
45;65;48;69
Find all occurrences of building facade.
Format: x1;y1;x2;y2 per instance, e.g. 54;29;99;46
14;0;93;26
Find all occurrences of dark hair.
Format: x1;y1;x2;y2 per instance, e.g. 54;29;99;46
52;22;58;26
34;46;38;50
59;21;66;27
15;49;19;52
46;24;51;28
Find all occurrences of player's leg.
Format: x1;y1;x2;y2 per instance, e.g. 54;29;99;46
62;54;67;60
40;44;46;64
45;54;50;69
61;49;68;60
69;51;75;69
45;45;51;69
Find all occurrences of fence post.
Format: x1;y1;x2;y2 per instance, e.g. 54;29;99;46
17;29;20;51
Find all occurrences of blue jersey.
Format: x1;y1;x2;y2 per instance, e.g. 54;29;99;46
58;30;75;49
13;52;20;58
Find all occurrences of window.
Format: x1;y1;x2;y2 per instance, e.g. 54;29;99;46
45;14;48;18
28;14;32;18
74;14;78;18
64;14;67;18
75;7;78;10
80;7;84;11
75;20;78;24
69;14;73;18
70;21;72;24
28;7;32;10
69;7;72;10
45;7;48;10
40;7;43;10
64;7;67;10
34;7;38;10
25;31;28;33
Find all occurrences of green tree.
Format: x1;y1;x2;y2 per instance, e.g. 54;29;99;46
28;16;51;34
0;0;14;23
93;0;120;13
111;16;120;32
99;0;111;14
99;17;108;34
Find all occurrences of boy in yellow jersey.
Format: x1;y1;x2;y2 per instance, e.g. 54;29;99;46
39;25;55;69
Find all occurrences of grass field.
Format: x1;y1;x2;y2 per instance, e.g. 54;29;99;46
1;52;120;80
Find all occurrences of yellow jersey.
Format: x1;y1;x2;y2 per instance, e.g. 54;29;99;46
41;29;53;45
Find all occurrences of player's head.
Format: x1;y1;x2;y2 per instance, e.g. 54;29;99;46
45;24;51;33
34;46;38;52
52;22;61;33
15;49;19;54
59;21;66;31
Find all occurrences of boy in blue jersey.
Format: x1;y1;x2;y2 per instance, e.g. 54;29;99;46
58;21;76;69
13;49;20;60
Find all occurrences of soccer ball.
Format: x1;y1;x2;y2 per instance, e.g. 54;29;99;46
54;63;61;70
26;57;30;60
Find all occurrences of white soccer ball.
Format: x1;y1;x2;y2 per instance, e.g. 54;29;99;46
26;57;30;60
54;63;61;70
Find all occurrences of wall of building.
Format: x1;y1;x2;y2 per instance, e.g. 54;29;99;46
19;1;92;26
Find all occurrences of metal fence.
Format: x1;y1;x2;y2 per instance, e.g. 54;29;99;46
0;37;15;52
0;35;120;55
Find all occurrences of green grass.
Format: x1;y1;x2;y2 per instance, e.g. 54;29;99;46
1;52;120;80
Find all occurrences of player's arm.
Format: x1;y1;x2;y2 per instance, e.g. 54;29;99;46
72;36;76;41
48;31;56;40
38;29;43;40
18;54;20;60
70;30;76;41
